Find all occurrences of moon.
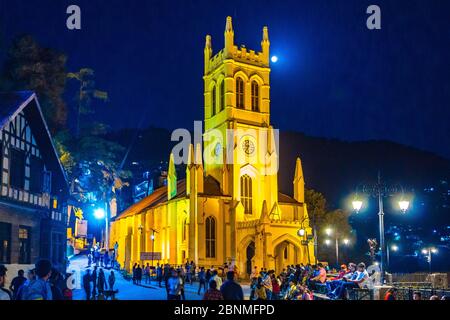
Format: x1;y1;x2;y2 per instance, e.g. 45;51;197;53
271;55;278;63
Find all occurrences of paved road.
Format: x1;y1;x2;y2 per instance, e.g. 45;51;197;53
68;255;250;300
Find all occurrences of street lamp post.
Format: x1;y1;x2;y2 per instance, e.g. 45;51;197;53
351;172;410;284
150;228;158;267
94;206;109;250
386;244;398;269
324;228;350;267
422;247;437;273
297;218;314;264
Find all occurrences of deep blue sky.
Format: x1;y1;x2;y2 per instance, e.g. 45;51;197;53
1;0;449;158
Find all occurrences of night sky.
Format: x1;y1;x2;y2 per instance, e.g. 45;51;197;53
1;0;449;158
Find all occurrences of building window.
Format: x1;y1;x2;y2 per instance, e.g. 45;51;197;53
220;80;225;112
19;226;31;264
251;81;259;112
211;85;216;116
182;219;187;241
0;222;11;264
240;175;253;214
236;77;244;109
205;216;216;258
10;148;25;189
284;247;288;259
52;232;64;265
30;156;44;193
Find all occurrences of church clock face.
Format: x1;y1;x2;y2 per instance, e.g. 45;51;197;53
241;138;255;156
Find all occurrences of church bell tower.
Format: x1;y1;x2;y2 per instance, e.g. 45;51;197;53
203;17;279;220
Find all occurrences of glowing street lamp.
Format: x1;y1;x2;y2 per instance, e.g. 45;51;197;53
422;247;438;272
325;228;332;236
352;200;363;213
94;206;109;250
387;244;399;268
343;239;350;245
94;208;106;219
350;172;411;284
324;239;331;246
398;200;410;213
298;228;306;237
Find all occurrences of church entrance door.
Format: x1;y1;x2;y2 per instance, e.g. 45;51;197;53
246;241;255;276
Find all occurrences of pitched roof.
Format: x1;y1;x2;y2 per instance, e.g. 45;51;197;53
115;180;184;220
0;91;69;191
278;192;301;204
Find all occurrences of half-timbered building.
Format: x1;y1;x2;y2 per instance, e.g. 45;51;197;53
0;91;69;272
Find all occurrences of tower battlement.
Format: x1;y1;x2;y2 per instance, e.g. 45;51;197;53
204;16;270;75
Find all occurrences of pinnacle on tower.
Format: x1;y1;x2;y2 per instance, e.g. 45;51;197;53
224;16;235;58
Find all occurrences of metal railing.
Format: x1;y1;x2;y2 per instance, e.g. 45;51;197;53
393;287;450;300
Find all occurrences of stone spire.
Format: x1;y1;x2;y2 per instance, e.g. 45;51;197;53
224;16;234;58
261;26;270;65
168;153;177;200
186;144;195;195
204;35;212;74
195;143;204;193
293;157;305;203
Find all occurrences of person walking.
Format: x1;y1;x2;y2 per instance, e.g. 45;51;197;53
254;277;267;300
136;265;143;285
83;269;92;300
167;269;182;300
220;271;243;300
157;263;163;287
198;267;207;295
9;269;26;300
108;271;116;291
178;269;186;300
211;270;222;288
91;266;98;299
97;268;106;296
21;259;53;300
203;280;224;300
48;268;64;300
205;269;212;290
132;263;137;285
145;263;151;284
0;265;11;300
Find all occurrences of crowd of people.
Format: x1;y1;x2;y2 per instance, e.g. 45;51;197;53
140;260;450;301
0;260;70;300
82;266;116;300
2;257;449;301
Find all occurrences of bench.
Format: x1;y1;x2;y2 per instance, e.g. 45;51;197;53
313;292;331;300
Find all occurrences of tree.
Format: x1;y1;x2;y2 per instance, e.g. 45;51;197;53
305;189;354;264
67;68;108;137
1;35;68;133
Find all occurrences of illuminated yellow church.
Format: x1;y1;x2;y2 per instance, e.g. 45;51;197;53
110;17;315;277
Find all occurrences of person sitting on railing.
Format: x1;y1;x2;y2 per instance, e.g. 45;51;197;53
328;263;369;300
307;263;327;291
326;263;357;293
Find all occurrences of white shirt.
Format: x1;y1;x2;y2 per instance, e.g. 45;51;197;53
0;288;11;300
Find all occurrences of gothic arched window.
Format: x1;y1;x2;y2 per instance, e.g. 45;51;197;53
182;218;187;241
205;216;216;258
211;85;216;116
220;80;225;112
251;81;259;112
236;77;244;109
240;174;253;214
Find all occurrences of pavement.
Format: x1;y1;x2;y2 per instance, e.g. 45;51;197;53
68;255;250;300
